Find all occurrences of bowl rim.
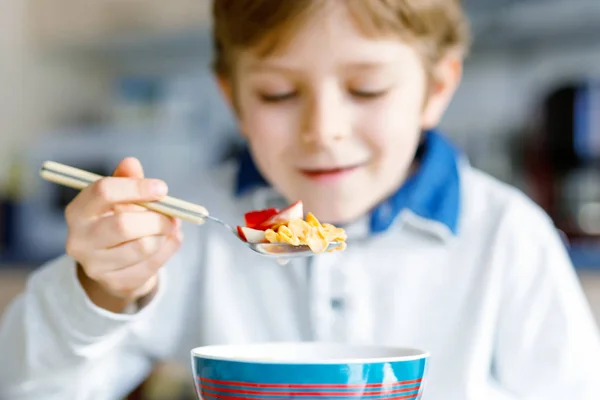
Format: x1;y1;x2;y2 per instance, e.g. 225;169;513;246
190;342;430;365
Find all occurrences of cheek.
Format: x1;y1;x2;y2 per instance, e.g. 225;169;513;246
356;88;424;159
237;95;299;183
238;94;294;148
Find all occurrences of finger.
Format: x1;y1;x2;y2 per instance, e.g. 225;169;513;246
96;235;169;272
113;157;145;179
101;233;183;295
112;203;148;214
113;158;147;213
67;177;168;220
91;211;178;248
113;203;148;213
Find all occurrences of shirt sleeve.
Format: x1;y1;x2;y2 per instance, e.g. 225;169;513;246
0;254;168;399
493;204;600;399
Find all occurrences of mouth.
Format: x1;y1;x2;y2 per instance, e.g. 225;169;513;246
298;163;365;182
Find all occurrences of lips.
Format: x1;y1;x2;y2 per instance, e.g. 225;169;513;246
298;163;364;182
301;166;354;176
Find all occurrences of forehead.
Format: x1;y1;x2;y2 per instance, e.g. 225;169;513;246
238;2;416;71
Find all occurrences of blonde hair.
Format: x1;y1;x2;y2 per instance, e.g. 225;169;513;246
212;0;470;78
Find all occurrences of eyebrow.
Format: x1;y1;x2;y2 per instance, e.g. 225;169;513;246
343;62;391;72
246;61;392;75
246;62;297;74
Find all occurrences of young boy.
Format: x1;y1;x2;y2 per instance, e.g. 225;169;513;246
1;1;600;398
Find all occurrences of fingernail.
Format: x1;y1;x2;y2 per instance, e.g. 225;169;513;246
150;180;168;196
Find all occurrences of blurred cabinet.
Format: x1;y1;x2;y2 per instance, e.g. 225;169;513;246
28;0;211;50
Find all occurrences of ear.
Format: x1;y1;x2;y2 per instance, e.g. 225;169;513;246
421;54;463;130
216;74;247;137
216;74;234;109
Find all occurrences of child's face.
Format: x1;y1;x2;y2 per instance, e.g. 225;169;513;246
223;3;461;224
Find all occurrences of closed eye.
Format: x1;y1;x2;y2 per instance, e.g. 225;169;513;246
259;92;298;103
349;89;389;99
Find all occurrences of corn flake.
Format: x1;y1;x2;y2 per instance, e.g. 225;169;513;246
264;212;347;253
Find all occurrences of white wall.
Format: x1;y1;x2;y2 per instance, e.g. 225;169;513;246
0;0;111;191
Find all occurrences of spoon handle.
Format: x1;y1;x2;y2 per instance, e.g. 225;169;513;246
39;161;209;225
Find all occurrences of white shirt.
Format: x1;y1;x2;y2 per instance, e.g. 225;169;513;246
1;131;599;400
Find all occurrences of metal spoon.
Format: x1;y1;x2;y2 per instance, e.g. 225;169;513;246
39;161;343;259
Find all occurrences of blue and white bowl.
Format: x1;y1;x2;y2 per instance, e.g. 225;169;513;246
191;342;429;399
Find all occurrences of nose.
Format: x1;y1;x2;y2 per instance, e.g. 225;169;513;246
301;86;350;147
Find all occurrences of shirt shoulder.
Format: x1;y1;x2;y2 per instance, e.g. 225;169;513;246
457;165;577;291
460;166;569;264
459;165;558;242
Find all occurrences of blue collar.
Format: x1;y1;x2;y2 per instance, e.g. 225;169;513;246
235;130;461;236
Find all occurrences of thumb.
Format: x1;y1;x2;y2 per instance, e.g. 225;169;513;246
113;157;145;179
111;157;147;213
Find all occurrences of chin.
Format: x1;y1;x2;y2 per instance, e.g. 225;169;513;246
297;197;368;226
280;175;376;224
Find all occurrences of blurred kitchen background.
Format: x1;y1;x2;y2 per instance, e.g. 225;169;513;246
1;0;600;398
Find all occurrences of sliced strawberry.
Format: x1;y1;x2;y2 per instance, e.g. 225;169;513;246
256;200;303;230
237;226;267;243
236;226;245;240
244;208;279;229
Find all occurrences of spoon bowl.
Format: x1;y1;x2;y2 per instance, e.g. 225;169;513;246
249;241;344;258
202;214;343;258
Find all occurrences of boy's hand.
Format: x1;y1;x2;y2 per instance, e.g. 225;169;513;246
65;157;183;313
